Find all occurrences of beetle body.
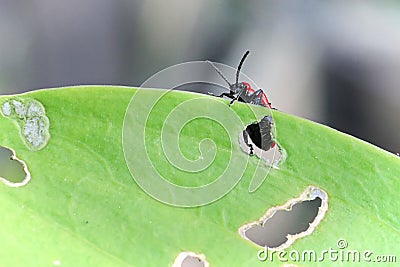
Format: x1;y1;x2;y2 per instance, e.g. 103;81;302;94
237;82;271;108
207;51;272;108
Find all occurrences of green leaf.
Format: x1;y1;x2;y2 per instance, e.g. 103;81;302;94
0;86;399;266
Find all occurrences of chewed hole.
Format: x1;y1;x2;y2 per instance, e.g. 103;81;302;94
0;147;27;183
173;252;209;267
182;256;205;267
245;198;321;247
239;116;283;167
239;186;328;251
0;146;31;187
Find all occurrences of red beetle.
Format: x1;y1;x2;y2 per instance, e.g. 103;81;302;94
207;50;272;108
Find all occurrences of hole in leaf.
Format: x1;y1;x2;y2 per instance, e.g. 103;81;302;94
181;256;205;267
239;115;283;167
244;116;275;152
239;186;328;250
245;198;321;247
0;146;31;187
173;252;209;267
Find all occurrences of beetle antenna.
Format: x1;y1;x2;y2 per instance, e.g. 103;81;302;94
236;50;250;84
206;60;232;88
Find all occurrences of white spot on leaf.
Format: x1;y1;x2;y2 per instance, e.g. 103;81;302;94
27;101;44;117
12;100;27;118
1;98;50;151
24;117;47;148
2;101;11;116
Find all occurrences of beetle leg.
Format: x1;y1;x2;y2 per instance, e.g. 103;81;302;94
219;92;235;99
243;130;254;155
229;98;236;106
247;89;264;104
210;91;236;100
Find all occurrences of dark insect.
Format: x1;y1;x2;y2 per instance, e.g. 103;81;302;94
207;51;276;155
207;50;272;108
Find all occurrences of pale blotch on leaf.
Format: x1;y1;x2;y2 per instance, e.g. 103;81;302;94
24;117;47;148
12;100;27;118
2;101;12;116
27;101;44;117
1;98;50;151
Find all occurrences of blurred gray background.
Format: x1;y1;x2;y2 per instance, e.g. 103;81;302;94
1;0;399;153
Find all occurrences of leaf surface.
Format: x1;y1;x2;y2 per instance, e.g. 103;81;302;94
0;86;398;266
